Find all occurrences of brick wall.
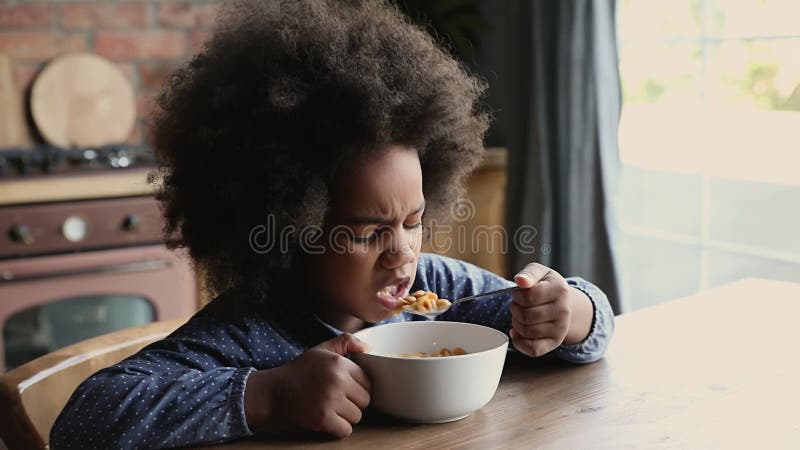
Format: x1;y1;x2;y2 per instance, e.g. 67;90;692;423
0;1;220;145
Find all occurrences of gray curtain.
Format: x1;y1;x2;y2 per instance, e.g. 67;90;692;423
505;0;622;313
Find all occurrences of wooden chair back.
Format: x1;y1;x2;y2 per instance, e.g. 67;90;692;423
0;318;186;449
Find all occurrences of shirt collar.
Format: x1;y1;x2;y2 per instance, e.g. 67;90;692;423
266;298;411;349
313;310;409;336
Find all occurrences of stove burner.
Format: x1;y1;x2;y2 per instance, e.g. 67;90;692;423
0;145;155;178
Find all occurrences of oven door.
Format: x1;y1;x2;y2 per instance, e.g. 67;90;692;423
0;245;197;372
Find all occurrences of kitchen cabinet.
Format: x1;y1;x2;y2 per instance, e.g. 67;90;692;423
422;147;508;278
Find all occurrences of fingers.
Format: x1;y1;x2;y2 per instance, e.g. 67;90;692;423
316;333;371;355
328;354;372;409
514;263;552;288
509;273;570;357
339;358;372;419
511;318;562;339
312;336;372;392
316;410;353;438
510;328;559;358
345;377;371;409
310;371;369;440
327;389;365;438
286;343;373;439
512;277;571;308
345;360;372;393
313;392;364;438
510;301;563;324
337;399;364;426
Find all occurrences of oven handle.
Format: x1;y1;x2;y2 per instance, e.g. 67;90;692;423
0;259;172;283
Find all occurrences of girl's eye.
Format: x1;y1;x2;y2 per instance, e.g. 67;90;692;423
351;232;379;244
350;226;381;243
349;222;421;244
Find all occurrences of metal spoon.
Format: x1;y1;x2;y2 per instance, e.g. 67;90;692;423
402;285;521;319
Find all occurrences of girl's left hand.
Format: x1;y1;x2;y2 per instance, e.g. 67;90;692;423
509;263;572;357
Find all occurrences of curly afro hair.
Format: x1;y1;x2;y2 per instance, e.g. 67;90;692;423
150;0;489;300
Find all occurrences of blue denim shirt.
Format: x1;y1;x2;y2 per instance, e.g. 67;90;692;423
50;253;614;449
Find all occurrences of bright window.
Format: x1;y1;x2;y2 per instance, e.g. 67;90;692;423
616;0;800;311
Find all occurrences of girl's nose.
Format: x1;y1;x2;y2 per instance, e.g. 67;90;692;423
380;230;416;269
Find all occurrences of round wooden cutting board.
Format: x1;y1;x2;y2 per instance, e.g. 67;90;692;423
30;52;136;148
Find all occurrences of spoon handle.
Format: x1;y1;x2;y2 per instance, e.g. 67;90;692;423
452;285;521;305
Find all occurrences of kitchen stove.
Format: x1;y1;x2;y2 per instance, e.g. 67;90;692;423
0;145;197;373
0;144;155;178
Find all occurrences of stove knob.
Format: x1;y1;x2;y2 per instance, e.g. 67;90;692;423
122;214;141;232
8;224;34;245
62;216;88;242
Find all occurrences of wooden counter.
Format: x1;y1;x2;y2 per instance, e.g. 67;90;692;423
0;148;505;208
0;168;154;206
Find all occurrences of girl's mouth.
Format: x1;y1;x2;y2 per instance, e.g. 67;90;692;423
376;281;410;309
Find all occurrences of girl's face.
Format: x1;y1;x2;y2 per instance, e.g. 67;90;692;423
307;145;424;332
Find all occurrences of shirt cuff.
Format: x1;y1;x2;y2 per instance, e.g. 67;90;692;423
233;367;258;437
552;277;614;364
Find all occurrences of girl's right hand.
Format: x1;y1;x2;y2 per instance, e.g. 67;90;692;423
244;333;372;438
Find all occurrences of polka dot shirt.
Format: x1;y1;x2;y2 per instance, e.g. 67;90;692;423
50;253;614;449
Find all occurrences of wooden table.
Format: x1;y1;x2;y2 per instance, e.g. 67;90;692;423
199;278;800;449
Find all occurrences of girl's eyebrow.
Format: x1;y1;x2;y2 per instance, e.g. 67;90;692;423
345;201;426;225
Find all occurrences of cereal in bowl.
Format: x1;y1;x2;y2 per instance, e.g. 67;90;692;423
398;347;467;358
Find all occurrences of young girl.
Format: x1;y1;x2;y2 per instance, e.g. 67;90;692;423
51;1;614;448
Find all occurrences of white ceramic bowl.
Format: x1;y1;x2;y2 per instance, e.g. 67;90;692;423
352;321;509;423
